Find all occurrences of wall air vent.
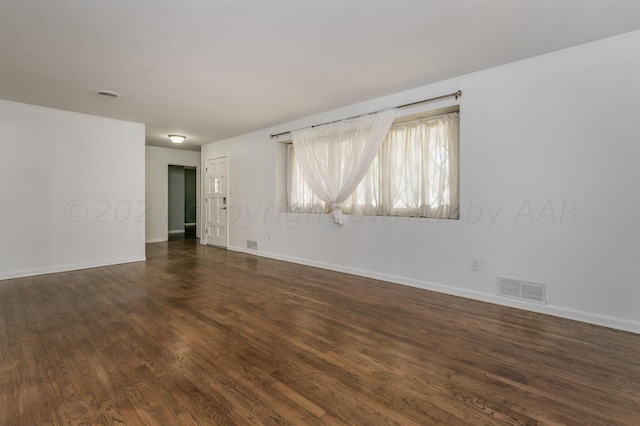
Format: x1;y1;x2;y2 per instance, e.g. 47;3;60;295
246;240;258;250
497;277;546;304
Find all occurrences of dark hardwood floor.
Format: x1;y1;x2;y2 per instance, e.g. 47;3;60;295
1;239;639;425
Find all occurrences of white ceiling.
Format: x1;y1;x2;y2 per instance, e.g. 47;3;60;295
2;1;640;152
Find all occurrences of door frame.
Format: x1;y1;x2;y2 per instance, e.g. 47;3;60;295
164;162;201;242
202;156;228;248
167;165;186;235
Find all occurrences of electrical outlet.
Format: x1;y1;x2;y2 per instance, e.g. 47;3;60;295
471;258;481;271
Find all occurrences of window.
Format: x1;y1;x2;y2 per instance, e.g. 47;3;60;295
288;112;459;219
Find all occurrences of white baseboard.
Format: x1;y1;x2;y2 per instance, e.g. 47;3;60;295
146;237;168;243
0;256;147;281
228;245;640;335
168;230;184;234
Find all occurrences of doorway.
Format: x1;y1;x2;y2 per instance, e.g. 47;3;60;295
168;165;198;240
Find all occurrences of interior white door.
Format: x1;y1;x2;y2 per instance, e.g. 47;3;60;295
205;157;227;247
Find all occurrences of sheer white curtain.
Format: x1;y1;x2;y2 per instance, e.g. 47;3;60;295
290;108;397;224
288;148;382;215
289;112;459;219
381;113;459;218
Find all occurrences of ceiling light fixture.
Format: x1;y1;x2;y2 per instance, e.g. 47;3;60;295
168;135;186;144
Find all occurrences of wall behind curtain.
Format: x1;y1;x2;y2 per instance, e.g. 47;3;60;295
0;100;146;279
201;30;640;333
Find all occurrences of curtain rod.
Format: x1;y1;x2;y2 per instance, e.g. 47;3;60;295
269;90;461;139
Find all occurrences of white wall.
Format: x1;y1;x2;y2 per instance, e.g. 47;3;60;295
145;146;201;243
202;30;640;333
0;100;146;279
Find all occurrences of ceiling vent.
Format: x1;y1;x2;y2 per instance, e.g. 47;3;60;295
96;90;120;99
497;277;546;304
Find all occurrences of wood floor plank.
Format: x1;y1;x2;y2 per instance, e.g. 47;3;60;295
1;239;640;425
